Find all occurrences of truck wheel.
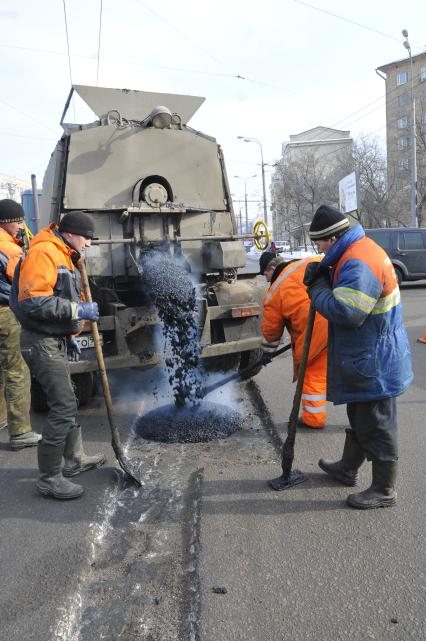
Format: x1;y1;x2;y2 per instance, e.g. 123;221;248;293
239;349;263;380
394;266;403;286
31;378;48;413
71;373;94;408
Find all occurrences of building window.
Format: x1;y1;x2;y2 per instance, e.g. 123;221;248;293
397;71;408;86
421;66;426;81
396;92;410;107
398;158;409;171
397;116;408;128
398;137;409;150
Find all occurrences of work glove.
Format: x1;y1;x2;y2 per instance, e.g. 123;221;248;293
67;336;81;362
261;351;273;367
303;261;321;287
307;273;331;299
77;302;99;321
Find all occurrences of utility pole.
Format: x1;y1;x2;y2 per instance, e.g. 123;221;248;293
234;174;257;234
237;137;268;226
402;29;418;227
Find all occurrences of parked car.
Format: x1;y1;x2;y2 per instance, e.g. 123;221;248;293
365;228;426;285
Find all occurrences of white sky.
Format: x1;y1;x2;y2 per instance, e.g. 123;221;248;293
1;0;425;223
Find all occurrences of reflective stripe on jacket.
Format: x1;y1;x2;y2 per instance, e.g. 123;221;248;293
0;227;23;305
261;256;328;379
10;225;82;336
310;224;413;404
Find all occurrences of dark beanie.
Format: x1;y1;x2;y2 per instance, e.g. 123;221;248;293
0;199;25;223
259;251;278;275
309;205;350;240
59;211;96;239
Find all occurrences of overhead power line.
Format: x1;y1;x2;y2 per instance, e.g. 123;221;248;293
96;0;103;86
0;98;57;133
0;43;247;80
62;0;75;120
0;131;57;140
133;0;249;81
290;0;424;52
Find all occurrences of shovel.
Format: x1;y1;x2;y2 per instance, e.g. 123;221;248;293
268;304;316;491
203;342;292;397
79;259;142;486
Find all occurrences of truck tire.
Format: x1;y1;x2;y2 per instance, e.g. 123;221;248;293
31;378;48;413
71;373;94;408
239;348;263;380
394;266;403;286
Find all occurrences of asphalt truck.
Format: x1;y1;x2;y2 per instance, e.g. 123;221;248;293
32;85;266;409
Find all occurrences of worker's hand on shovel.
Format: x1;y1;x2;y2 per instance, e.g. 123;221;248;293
261;351;273;367
303;261;320;287
77;301;99;321
67;336;81;362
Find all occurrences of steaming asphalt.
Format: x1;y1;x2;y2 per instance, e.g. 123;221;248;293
1;283;425;641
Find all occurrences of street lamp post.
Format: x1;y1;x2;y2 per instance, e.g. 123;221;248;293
238;136;268;226
234;174;257;234
402;29;418;228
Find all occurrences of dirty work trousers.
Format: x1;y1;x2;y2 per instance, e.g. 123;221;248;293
0;306;31;436
347;397;398;461
21;329;77;447
300;350;327;428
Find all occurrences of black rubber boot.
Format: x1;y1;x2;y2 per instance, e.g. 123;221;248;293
63;425;106;477
318;429;365;486
37;443;84;499
347;460;397;509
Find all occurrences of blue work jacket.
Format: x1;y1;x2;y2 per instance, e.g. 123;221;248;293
310;224;413;404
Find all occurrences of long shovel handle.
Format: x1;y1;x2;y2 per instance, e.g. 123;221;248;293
79;260;141;485
203;342;292;397
281;304;316;476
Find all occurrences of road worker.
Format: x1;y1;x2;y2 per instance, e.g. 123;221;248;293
304;205;413;509
259;250;328;429
0;199;41;449
11;211;105;499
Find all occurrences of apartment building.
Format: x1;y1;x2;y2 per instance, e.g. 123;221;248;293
270;126;352;242
0;174;30;202
376;50;426;225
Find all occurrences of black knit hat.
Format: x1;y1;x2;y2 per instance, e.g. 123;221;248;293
59;211;96;239
309;205;350;240
259;251;277;275
0;199;24;223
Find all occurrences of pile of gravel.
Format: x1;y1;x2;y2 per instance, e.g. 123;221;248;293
141;251;203;407
134;401;242;443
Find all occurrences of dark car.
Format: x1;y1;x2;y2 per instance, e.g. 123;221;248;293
365;228;426;285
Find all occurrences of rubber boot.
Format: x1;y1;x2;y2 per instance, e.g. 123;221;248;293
318;429;365;486
37;443;84;499
63;425;106;477
10;430;42;450
347;460;397;509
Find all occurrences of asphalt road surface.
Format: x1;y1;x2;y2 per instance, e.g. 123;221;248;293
0;283;425;641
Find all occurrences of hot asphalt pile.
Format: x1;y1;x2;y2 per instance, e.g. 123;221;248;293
139;250;242;443
135;401;242;443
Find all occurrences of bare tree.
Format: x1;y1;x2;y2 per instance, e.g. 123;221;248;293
271;135;418;242
273;148;341;245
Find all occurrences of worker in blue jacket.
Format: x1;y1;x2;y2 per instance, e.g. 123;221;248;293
304;205;413;510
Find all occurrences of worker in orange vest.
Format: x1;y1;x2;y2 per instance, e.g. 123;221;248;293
259;251;328;428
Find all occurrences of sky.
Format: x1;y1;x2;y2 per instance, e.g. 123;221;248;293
1;0;425;225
